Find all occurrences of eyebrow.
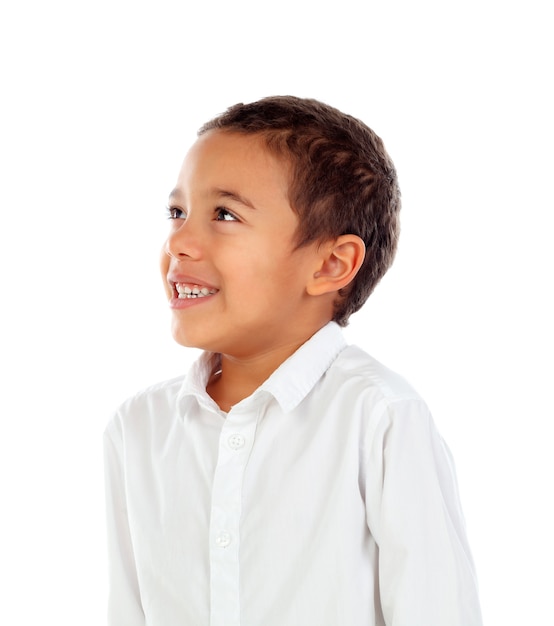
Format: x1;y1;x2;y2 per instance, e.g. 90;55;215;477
168;188;182;205
167;188;258;211
214;189;257;210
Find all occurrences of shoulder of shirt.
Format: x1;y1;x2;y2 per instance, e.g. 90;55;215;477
105;374;186;431
331;343;424;404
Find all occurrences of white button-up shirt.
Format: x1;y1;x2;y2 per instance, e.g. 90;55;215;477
104;323;482;625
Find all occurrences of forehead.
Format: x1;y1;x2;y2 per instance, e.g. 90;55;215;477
177;130;290;197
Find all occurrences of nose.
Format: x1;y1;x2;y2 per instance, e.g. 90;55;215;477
164;217;203;261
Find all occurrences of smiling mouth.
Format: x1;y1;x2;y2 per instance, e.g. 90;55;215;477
175;283;218;299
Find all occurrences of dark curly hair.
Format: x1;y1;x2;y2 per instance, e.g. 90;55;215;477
199;96;401;326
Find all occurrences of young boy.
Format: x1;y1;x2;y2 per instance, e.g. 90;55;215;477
104;96;482;625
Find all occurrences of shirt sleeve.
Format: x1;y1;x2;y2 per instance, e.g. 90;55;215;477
364;397;483;626
104;416;146;626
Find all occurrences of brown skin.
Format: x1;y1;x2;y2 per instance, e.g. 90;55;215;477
160;130;365;412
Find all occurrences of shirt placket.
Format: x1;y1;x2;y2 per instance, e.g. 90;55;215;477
209;404;259;626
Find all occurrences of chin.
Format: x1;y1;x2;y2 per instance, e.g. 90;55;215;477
171;330;198;349
170;324;211;352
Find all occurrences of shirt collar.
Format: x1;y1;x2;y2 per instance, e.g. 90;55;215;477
177;350;222;414
259;322;347;412
177;322;347;414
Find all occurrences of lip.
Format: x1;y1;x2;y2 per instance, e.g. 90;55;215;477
166;273;219;309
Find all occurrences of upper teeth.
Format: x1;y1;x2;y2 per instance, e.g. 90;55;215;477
175;283;217;299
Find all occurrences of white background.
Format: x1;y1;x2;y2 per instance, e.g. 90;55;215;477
1;0;552;623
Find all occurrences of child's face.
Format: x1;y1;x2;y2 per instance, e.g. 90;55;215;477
160;130;327;357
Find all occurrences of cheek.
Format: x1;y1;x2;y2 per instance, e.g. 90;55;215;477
159;248;172;295
159;245;169;273
252;256;308;299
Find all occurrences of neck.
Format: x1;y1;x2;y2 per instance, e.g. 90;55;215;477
206;339;309;413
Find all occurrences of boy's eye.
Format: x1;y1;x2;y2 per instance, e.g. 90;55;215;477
215;207;238;222
166;206;185;220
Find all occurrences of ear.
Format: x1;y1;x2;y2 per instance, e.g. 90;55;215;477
307;235;366;296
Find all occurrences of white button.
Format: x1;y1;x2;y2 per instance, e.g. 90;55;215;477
228;434;245;450
216;531;232;548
